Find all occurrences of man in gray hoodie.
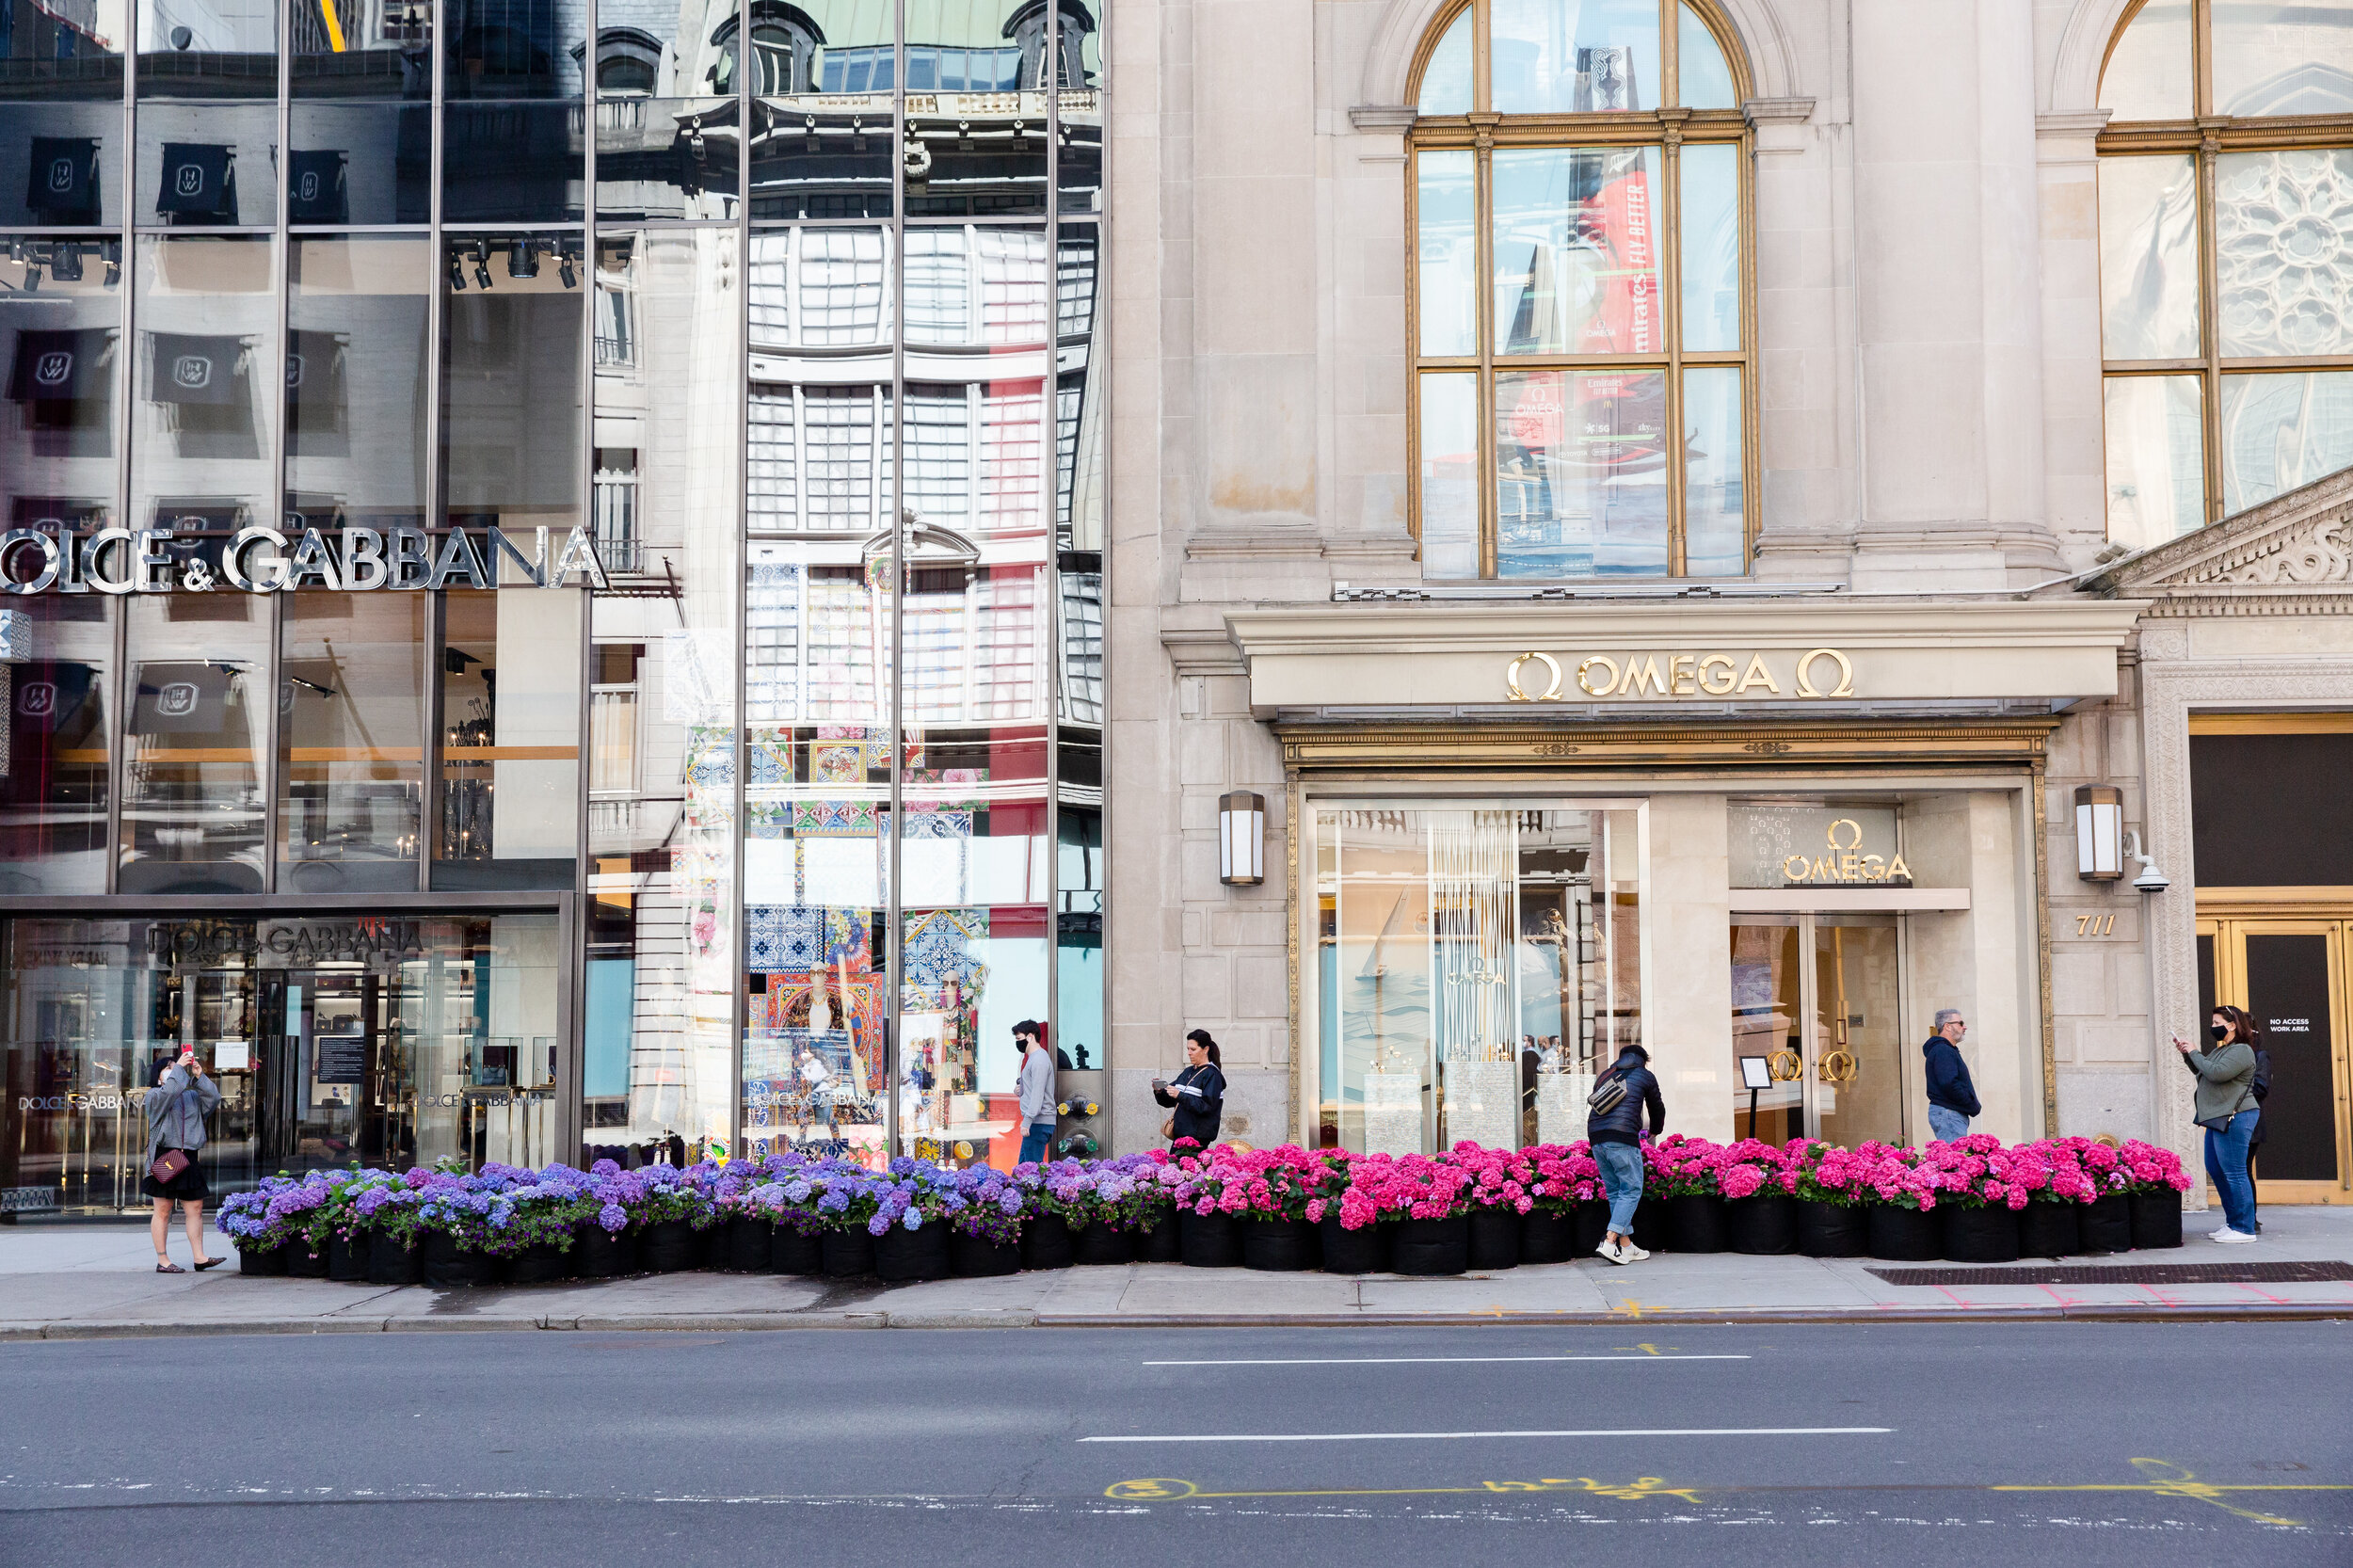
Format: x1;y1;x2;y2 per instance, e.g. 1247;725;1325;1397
1014;1020;1055;1164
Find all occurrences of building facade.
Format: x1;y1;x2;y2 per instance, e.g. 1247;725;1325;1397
4;0;2351;1218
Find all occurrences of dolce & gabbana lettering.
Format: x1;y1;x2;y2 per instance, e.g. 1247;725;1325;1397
0;524;610;597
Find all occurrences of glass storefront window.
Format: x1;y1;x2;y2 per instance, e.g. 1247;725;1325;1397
131;235;278;536
435;587;582;889
278;591;426;892
0;107;124;225
136;104;280;226
1316;805;1643;1155
286;233;431;531
120;591;270;893
2220;370;2353;514
2;236;119;553
136;0;280;99
293;0;430;99
0;598;112;891
441;232;584;534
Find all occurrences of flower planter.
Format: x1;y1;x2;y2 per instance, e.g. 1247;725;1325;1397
1388;1215;1470;1276
1631;1196;1673;1254
421;1230;488;1288
1131;1213;1181;1263
1573;1201;1612;1257
725;1214;774;1272
239;1240;291;1276
822;1228;876;1278
575;1225;638;1279
286;1239;329;1278
1667;1194;1727;1254
1466;1209;1521;1271
2129;1191;2183;1250
1318;1216;1386;1274
873;1223;952;1282
1519;1210;1577;1264
698;1224;730;1270
505;1240;574;1285
1865;1204;1941;1262
1073;1223;1132;1266
1022;1214;1078;1270
2079;1193;2133;1256
771;1225;824;1276
328;1233;370;1282
1940;1204;2021;1263
1241;1218;1315;1272
1177;1209;1240;1269
641;1219;701;1273
366;1231;424;1285
952;1230;1022;1277
1724;1194;1798;1256
2020;1203;2081;1260
1795;1201;1867;1258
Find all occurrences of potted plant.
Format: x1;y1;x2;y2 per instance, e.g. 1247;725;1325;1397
1031;1159;1128;1265
1229;1147;1326;1272
217;1176;304;1274
1717;1140;1798;1256
1521;1144;1600;1263
2075;1139;2135;1255
634;1164;713;1273
950;1167;1027;1276
312;1169;377;1282
2120;1139;2190;1248
868;1159;957;1281
1919;1137;2022;1262
412;1172;497;1287
1854;1144;1942;1261
1645;1135;1728;1254
2016;1140;2097;1259
357;1174;427;1284
579;1162;644;1277
808;1164;882;1276
1307;1152;1387;1274
1787;1141;1869;1258
1451;1144;1531;1271
478;1163;596;1284
1350;1153;1474;1275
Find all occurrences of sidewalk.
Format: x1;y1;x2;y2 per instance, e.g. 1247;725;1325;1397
5;1207;2349;1339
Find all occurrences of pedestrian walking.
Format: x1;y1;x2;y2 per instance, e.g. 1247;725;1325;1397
1921;1008;1982;1143
1588;1042;1664;1265
2173;1004;2263;1243
1152;1029;1226;1151
2248;1039;2272;1233
1014;1020;1056;1164
143;1048;224;1273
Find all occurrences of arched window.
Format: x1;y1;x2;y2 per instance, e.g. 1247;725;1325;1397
2097;2;2353;547
1408;0;1753;580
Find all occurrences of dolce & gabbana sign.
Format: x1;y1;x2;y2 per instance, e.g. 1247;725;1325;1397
1504;647;1856;702
0;523;609;597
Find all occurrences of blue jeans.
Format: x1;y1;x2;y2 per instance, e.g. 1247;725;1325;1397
2203;1107;2260;1234
1017;1121;1055;1164
1927;1104;1971;1144
1595;1141;1645;1236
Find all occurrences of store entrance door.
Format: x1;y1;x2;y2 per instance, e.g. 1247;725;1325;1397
1729;914;1908;1145
2198;918;2351;1202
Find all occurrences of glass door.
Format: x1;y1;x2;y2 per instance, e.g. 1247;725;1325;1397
1729;912;1908;1145
2199;917;2351;1200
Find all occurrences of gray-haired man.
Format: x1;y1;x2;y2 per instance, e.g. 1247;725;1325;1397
1922;1008;1981;1144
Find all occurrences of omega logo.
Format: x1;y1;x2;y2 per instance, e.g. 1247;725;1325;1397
1782;818;1912;886
1506;648;1856;701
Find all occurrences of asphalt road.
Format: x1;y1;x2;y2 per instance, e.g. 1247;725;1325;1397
2;1321;2346;1567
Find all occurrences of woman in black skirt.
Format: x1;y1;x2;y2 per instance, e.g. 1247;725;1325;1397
144;1048;224;1272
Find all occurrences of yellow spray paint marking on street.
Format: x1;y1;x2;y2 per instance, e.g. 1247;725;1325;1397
1104;1477;1699;1505
1993;1458;2353;1528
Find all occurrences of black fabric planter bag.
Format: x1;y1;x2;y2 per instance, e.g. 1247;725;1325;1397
952;1230;1023;1277
575;1225;638;1279
2130;1192;2184;1249
1467;1209;1521;1270
1022;1214;1078;1270
1178;1209;1240;1268
642;1219;701;1273
1132;1213;1181;1262
286;1239;329;1278
1519;1210;1577;1264
2080;1193;2133;1256
1668;1194;1727;1254
2020;1203;2081;1259
240;1240;291;1276
421;1230;487;1288
1241;1218;1315;1272
873;1223;952;1282
1795;1201;1867;1258
1073;1223;1132;1266
822;1228;876;1278
1389;1215;1470;1276
726;1215;774;1272
771;1224;824;1276
366;1231;424;1286
1940;1204;2021;1263
1631;1196;1673;1254
1319;1216;1386;1274
1724;1194;1798;1256
699;1224;730;1270
1865;1204;1942;1261
328;1232;370;1283
1573;1201;1612;1257
505;1240;573;1285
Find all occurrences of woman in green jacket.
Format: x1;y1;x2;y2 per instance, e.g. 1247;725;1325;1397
2172;1005;2262;1244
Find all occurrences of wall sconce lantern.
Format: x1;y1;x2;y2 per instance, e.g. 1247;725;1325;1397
1219;790;1265;886
2074;785;2123;881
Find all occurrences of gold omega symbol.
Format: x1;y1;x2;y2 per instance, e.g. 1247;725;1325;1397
1794;647;1855;698
1505;650;1562;703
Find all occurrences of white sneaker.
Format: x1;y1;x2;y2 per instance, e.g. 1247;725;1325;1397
1596;1239;1627;1265
2207;1227;2257;1244
1620;1240;1651;1262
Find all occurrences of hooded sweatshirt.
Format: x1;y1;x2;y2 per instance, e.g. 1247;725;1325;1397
1587;1046;1665;1146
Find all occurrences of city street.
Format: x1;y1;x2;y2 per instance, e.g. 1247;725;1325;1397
3;1321;2345;1566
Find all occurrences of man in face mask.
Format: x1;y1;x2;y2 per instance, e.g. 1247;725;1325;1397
1922;1008;1982;1144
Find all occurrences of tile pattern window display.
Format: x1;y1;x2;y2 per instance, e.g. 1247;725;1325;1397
1407;2;1753;579
2097;7;2353;543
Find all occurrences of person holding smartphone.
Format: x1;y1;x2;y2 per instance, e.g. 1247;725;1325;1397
143;1048;224;1272
2173;1005;2262;1244
1152;1030;1225;1151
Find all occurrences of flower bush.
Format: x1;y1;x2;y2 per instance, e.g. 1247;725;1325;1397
1787;1140;1874;1208
1327;1151;1475;1227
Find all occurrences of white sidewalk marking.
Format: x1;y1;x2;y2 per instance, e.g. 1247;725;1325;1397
1080;1426;1891;1444
1141;1354;1753;1367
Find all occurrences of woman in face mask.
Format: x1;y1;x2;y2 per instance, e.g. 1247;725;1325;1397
2172;1005;2263;1244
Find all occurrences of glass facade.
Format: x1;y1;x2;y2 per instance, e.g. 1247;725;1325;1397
0;0;1105;1212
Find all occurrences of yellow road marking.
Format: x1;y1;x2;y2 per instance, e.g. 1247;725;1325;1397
1993;1459;2351;1528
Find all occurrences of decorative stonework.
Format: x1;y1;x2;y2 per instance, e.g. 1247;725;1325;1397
2101;465;2353;611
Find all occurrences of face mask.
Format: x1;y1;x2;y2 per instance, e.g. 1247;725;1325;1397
2210;1023;2230;1042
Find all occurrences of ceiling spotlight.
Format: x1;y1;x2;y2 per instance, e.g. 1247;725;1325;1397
556;249;577;289
472;241;492;290
507;237;538;280
446;251;467;291
49;243;82;282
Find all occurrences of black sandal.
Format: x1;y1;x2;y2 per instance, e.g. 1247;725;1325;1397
155;1262;184;1273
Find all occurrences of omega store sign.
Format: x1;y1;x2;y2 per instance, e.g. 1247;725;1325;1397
0;522;612;596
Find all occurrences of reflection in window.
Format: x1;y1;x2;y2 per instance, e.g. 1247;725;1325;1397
0;598;111;892
120;594;270;893
278;593;425;893
136;0;280;98
2099;0;2192;121
286;234;430;532
2220;371;2353;513
2104;374;2205;550
131;235;276;538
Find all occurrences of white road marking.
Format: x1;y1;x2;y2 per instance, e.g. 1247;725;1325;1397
1142;1354;1753;1367
1080;1426;1891;1445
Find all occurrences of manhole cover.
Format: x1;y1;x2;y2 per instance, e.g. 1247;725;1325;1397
1867;1261;2353;1287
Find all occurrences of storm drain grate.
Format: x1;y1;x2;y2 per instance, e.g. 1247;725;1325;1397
1868;1260;2353;1287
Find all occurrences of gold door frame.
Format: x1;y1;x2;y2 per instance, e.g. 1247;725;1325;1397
2197;910;2353;1205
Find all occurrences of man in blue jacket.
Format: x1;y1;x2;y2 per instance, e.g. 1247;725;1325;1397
1588;1043;1665;1265
1922;1009;1981;1144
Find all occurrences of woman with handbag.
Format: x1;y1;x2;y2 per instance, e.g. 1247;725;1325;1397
2172;1005;2262;1244
1152;1030;1225;1152
143;1048;225;1272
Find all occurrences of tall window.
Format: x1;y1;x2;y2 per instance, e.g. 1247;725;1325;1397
1409;0;1753;580
2098;2;2353;547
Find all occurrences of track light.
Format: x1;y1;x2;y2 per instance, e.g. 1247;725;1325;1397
557;248;577;289
49;243;81;282
472;241;492;290
447;251;467;290
508;237;538;280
